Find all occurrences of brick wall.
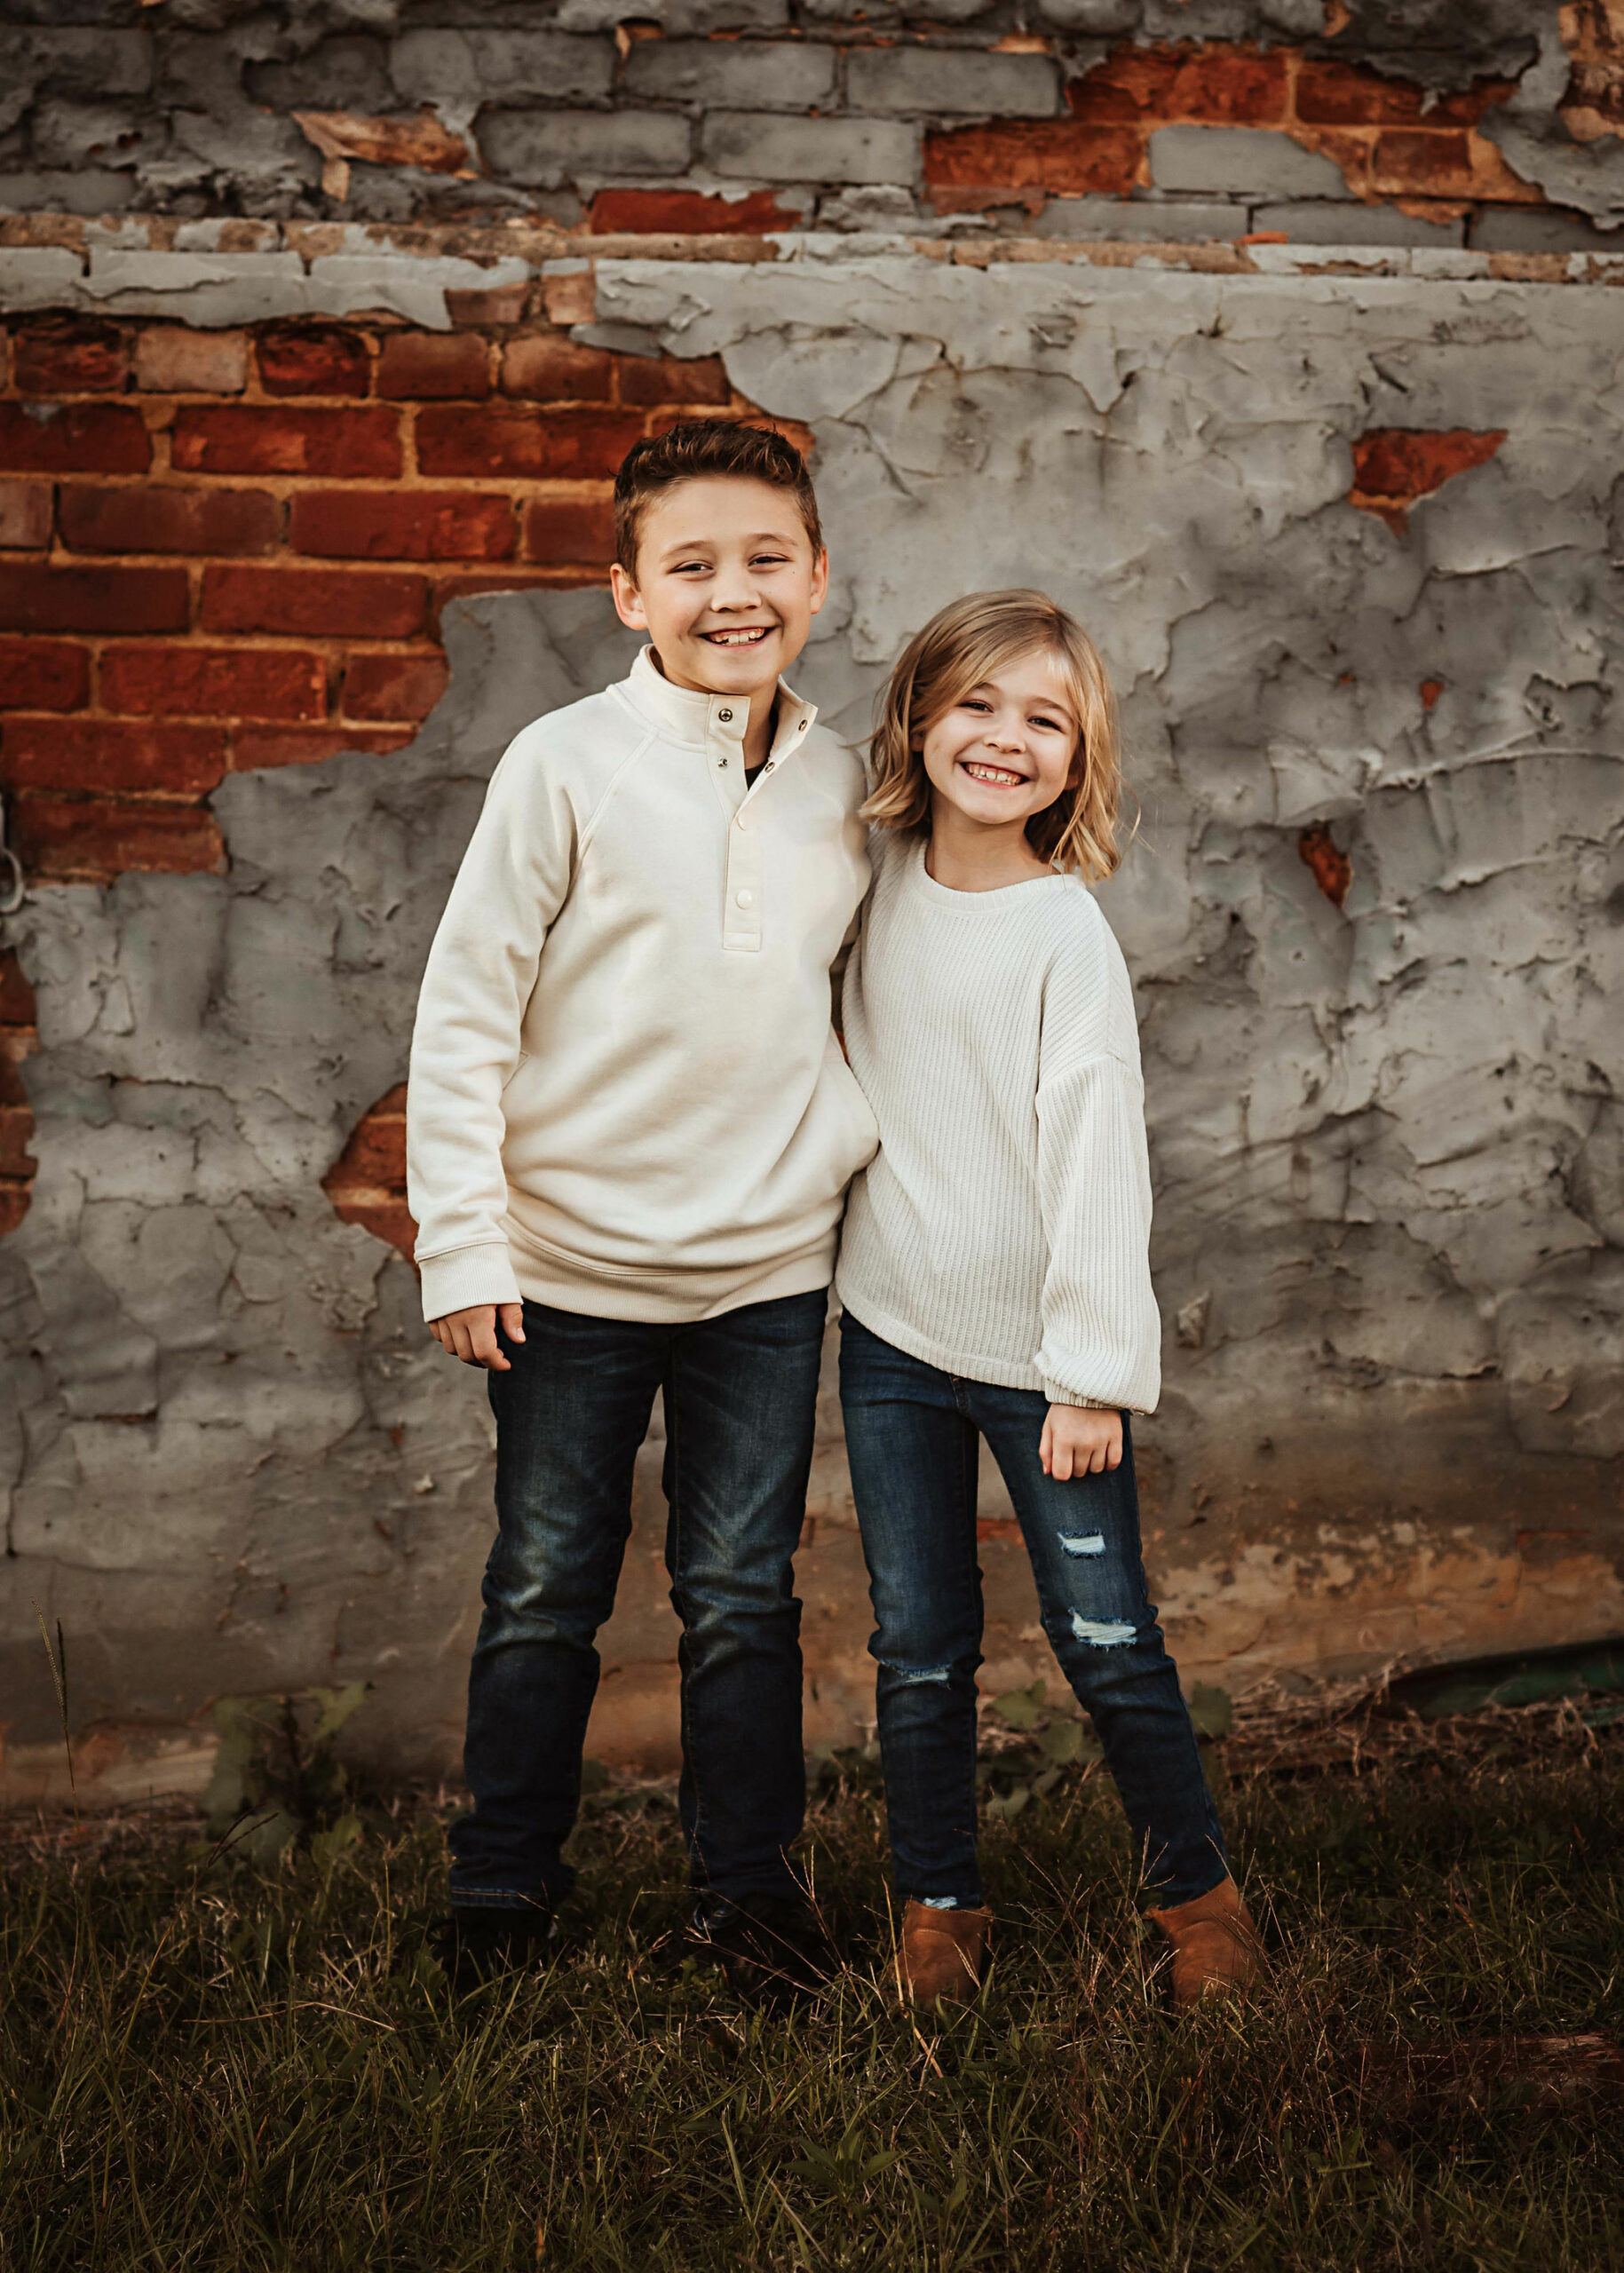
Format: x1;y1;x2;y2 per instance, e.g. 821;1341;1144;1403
1;4;1621;256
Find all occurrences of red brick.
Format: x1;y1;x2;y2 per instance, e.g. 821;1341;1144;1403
500;336;617;403
521;492;615;566
289;488;515;562
170;406;401;479
0;638;89;711
12;319;129;395
341;651;448;721
616;354;730;408
1294;59;1514;129
13;796;226;881
0;1184;32;1235
1368;128;1477;200
376;332;490;400
201;566;426;638
0;948;36;1026
587;187;797;234
0;564;189;634
0;480;52;550
416;404;646;479
1349;427;1506;534
3;717;226;797
0;1104;36;1178
59;484;281;557
0;402;150;476
231;724;416;769
923;122;1143;196
256;322;370;398
101;644;327;722
1067;43;1289;126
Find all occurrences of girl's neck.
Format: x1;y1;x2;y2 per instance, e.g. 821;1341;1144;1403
925;804;1052;894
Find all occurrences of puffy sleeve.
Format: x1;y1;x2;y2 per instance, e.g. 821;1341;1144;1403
406;725;579;1322
1033;913;1161;1414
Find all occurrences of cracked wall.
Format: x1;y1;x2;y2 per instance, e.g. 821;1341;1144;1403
2;248;1622;1802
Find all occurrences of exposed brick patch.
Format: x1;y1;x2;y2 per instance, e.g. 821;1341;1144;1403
925;122;1144;199
256;322;370;398
201;566;428;638
289;489;516;563
171;405;402;479
0;564;189;634
2;717;226;797
617;355;731;408
231;725;416;769
133;328;250;396
416;404;646;479
587;188;798;234
1067;44;1291;127
12;319;130;396
323;1083;416;1262
0;481;52;550
376;332;491;400
521;492;616;567
340;651;449;722
1299;821;1352;909
59;485;281;558
0;402;150;476
0;639;89;711
1349;428;1508;533
101;645;327;722
1420;677;1445;710
15;798;226;883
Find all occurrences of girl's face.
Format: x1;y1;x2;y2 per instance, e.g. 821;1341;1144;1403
918;648;1081;839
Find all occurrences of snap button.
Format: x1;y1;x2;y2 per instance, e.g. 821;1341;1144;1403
718;708;733;723
735;889;754;909
796;718;807;731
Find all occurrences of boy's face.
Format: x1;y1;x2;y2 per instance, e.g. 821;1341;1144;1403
610;476;828;700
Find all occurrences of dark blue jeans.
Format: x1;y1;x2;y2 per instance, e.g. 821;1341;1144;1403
838;1314;1227;1911
449;1288;828;1913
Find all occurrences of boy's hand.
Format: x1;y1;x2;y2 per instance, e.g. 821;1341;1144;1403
1041;1404;1122;1479
430;1303;526;1371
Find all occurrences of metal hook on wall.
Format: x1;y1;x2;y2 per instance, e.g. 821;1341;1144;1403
0;793;24;918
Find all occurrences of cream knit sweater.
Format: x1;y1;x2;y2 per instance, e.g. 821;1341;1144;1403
836;838;1162;1414
408;648;878;1325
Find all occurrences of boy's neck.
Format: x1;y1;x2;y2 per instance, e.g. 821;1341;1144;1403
650;647;783;770
925;806;1051;894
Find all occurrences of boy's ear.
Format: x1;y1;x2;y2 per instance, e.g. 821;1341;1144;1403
808;544;830;617
609;561;647;630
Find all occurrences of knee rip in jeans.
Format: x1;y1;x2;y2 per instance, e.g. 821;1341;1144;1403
1070;1612;1137;1647
1058;1532;1106;1558
882;1659;952;1686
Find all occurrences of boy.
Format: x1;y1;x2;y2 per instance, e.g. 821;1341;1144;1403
407;422;876;1999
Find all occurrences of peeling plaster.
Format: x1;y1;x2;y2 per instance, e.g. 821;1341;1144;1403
3;253;1622;1795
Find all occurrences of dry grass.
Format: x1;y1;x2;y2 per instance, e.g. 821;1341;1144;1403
3;1694;1621;2272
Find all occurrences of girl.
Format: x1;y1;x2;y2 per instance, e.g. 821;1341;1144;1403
836;590;1263;2013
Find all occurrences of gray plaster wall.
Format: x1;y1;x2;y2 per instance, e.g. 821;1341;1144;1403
3;251;1623;1799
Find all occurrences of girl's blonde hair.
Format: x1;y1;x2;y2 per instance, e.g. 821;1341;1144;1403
863;589;1122;880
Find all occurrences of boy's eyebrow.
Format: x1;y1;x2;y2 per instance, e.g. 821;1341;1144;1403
656;529;802;558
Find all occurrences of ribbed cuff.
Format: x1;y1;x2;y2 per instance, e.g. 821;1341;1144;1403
418;1240;522;1323
1041;1381;1119;1412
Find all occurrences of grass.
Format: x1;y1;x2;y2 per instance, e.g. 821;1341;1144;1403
4;1698;1622;2272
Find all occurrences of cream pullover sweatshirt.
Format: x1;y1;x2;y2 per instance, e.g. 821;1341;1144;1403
836;838;1162;1414
407;647;878;1325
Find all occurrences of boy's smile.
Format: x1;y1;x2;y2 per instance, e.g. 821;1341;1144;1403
610;475;828;764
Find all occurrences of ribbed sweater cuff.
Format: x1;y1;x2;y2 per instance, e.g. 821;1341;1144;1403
1041;1381;1118;1411
419;1240;522;1324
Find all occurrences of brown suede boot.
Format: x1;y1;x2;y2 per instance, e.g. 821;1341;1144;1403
1145;1877;1265;2009
897;1899;993;2010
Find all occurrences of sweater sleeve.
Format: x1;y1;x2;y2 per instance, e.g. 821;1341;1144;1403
1033;920;1162;1415
407;726;580;1322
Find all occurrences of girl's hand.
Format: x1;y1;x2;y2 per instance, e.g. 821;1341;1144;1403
1041;1404;1122;1479
430;1303;526;1370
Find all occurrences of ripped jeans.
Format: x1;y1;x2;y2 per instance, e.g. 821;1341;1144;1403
838;1313;1227;1911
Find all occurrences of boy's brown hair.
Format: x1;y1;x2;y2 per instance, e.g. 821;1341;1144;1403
613;421;823;576
864;590;1125;881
